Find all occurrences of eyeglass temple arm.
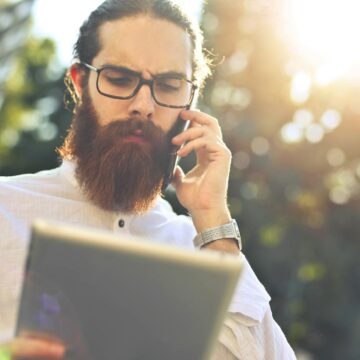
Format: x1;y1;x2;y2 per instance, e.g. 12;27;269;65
81;62;98;73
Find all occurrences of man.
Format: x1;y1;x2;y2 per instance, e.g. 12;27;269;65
0;0;296;358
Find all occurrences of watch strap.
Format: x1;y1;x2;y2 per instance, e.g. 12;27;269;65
193;219;242;250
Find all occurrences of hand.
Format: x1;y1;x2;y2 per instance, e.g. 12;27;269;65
0;335;65;360
171;109;232;232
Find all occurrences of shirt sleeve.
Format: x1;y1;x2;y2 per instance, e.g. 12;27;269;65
211;307;297;360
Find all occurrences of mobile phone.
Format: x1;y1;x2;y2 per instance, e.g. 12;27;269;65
162;114;190;191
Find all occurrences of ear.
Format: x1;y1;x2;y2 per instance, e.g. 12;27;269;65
69;64;85;99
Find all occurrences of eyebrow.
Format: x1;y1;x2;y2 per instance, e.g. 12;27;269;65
101;63;188;80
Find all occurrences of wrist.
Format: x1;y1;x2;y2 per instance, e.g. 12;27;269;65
190;207;231;233
202;239;240;254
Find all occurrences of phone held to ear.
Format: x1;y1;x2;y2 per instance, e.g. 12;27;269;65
162;114;190;192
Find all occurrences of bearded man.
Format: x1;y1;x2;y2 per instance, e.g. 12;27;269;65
0;0;296;358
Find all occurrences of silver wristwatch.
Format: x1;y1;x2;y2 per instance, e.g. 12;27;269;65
193;219;242;250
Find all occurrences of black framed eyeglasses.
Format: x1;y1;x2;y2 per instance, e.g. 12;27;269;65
81;62;197;109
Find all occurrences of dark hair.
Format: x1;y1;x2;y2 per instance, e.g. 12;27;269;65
73;0;211;87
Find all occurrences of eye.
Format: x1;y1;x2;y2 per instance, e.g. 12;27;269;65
101;69;137;87
107;77;133;85
156;78;182;92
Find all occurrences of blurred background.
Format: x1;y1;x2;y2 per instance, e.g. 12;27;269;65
1;0;359;358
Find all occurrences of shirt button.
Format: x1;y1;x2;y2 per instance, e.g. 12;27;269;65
118;219;125;228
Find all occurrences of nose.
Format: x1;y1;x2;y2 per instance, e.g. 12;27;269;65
127;82;155;121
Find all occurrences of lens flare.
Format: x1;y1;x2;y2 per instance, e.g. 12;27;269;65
282;0;360;82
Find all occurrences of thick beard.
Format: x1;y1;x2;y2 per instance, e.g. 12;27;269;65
59;91;170;214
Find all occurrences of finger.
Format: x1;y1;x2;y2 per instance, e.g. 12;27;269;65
180;110;222;136
10;337;65;359
172;127;207;145
189;121;202;130
177;137;227;158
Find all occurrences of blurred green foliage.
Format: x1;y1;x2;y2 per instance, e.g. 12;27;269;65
1;1;360;359
0;36;71;174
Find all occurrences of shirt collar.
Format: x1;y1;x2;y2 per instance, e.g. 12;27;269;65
59;159;79;188
58;159;162;213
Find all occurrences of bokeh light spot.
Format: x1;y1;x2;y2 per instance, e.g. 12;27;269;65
305;124;324;143
329;187;351;205
281;123;303;143
233;151;250;170
327;148;345;167
260;225;283;247
211;81;232;107
0;128;20;148
229;88;252;111
20;110;41;131
251;136;270;156
320;110;342;131
290;72;311;104
36;97;59;116
36;122;58;142
298;263;326;282
293;109;314;127
226;50;248;74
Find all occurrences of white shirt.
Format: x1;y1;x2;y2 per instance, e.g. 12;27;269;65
0;160;296;359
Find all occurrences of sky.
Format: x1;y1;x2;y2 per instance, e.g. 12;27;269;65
31;0;203;66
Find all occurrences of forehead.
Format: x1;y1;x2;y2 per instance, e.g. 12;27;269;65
94;15;193;77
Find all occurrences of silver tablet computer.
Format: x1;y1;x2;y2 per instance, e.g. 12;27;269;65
16;219;243;360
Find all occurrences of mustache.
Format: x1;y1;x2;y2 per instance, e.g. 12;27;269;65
97;118;168;141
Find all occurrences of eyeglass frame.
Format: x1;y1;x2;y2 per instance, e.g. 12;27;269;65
80;62;198;109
